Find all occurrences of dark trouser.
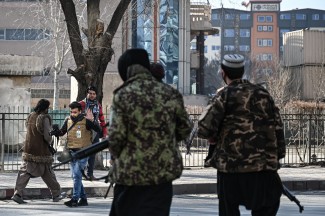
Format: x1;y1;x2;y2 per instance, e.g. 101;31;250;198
218;171;282;216
205;144;216;162
87;134;99;177
109;182;173;216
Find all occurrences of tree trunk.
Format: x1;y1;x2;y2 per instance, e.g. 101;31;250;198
58;0;132;169
53;69;60;109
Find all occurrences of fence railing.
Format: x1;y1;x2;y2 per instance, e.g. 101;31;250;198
1;109;325;171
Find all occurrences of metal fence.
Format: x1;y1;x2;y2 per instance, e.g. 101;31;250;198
1;109;325;172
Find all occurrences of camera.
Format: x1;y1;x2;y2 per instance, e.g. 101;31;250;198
49;124;60;136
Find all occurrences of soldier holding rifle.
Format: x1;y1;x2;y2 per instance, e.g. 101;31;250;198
197;54;286;216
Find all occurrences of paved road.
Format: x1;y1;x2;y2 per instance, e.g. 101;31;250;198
0;191;324;216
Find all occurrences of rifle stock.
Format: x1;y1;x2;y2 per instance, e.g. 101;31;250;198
282;184;304;213
52;138;110;169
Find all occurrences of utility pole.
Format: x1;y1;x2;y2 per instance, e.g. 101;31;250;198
220;2;224;61
196;31;205;94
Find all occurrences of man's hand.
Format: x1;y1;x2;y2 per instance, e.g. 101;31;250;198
85;109;94;121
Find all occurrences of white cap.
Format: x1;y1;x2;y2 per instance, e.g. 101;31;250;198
222;54;245;68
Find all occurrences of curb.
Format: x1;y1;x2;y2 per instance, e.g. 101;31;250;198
1;180;325;200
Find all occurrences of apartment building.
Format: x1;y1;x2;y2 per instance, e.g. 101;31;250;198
0;1;75;108
204;0;325;82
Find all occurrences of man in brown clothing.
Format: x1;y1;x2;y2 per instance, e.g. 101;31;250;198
12;99;65;204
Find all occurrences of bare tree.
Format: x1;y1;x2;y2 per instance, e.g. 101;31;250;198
27;1;81;109
203;57;223;95
246;55;302;109
58;0;132;104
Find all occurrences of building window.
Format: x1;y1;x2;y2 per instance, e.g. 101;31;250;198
261;68;273;75
257;53;273;61
225;14;234;20
240;14;250;20
211;45;220;51
224;29;235;37
0;28;49;40
257;15;272;22
25;29;44;40
240;29;250;37
224;45;235;51
312;14;320;20
6;29;25;40
280;46;284;52
280;13;291;20
280;29;290;37
212;13;219;20
204;45;208;53
257;39;273;47
190;42;196;50
0;29;4;40
257;25;273;32
266;16;273;22
296;14;306;20
0;0;40;1
257;16;265;22
157;0;179;85
239;45;250;52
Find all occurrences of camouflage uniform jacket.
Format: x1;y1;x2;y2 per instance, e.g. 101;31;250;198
108;64;193;185
198;79;286;173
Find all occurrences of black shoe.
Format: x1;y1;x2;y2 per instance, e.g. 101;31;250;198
204;159;212;168
11;194;27;204
78;198;88;206
85;175;98;181
64;199;78;207
53;191;67;202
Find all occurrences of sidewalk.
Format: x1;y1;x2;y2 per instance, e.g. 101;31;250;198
1;166;325;200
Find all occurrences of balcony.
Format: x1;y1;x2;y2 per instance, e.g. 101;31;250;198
190;1;218;35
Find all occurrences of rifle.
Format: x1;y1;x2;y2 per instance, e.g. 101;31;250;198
185;122;198;154
282;184;304;213
52;138;110;169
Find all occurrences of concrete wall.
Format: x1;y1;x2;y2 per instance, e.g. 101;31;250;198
0;54;43;146
0;76;31;110
183;94;209;106
0;55;43;108
102;73;123;111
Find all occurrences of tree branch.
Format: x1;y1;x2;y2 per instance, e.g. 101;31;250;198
106;0;131;37
87;0;100;47
59;0;84;67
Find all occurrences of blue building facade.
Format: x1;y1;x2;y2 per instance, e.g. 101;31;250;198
123;0;193;95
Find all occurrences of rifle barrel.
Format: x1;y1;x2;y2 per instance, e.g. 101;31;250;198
52;138;109;169
282;184;304;213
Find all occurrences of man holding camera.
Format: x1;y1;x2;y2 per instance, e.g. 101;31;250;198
12;99;65;204
55;101;101;207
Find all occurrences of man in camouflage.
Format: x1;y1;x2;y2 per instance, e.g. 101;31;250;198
198;54;286;216
108;48;193;216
